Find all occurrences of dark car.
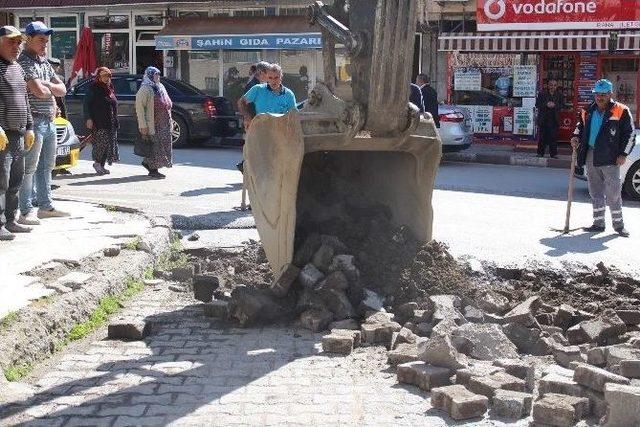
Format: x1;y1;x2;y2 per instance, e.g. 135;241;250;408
65;74;240;148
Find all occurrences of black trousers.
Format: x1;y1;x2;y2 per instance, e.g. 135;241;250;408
537;124;558;157
0;132;25;226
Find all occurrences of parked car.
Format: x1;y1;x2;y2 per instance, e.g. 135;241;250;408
574;130;640;200
54;116;81;171
66;74;239;148
437;105;473;152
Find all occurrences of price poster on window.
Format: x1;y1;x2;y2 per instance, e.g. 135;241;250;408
513;65;537;98
513;107;534;136
454;68;482;91
471;105;493;134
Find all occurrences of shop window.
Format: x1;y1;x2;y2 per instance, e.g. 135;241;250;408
50;16;77;28
188;51;221;96
135;14;163;27
178;11;208;18
602;58;638;123
279;50;313;102
543;55;575;111
89;15;129;30
93;33;130;73
51;31;77;79
210;10;232;17
18;17;44;28
279;7;307;16
222;50;262;107
234;9;266;17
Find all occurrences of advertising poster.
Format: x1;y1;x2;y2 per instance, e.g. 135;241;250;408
454;68;482;91
513;65;537;97
513;107;534;135
472;105;494;133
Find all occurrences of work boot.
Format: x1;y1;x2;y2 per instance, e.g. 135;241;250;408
5;221;32;233
38;208;70;219
583;224;605;233
0;226;15;241
18;211;40;225
614;227;630;238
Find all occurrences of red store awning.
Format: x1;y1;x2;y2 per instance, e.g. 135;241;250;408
438;31;639;52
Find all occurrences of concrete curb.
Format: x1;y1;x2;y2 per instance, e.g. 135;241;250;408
443;152;572;170
0;222;173;380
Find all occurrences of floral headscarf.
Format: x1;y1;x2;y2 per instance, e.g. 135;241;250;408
142;66;171;106
93;66;116;101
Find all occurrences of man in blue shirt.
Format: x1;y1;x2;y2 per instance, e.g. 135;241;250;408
571;79;635;237
238;63;297;130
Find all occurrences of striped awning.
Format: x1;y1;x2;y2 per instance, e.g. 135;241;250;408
438;31;639;52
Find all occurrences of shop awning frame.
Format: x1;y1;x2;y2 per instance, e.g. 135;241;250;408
438;31;640;52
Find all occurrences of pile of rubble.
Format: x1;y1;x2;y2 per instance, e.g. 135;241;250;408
164;230;640;425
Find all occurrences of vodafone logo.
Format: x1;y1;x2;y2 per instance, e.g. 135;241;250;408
484;0;506;20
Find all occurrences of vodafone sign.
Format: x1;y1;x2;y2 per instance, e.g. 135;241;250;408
477;0;640;31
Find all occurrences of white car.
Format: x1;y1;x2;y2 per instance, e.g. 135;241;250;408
437;105;473;152
575;130;640;200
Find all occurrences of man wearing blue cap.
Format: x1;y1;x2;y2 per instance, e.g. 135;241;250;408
17;21;69;225
571;79;635;237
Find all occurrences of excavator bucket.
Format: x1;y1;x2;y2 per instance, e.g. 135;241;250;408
243;104;441;274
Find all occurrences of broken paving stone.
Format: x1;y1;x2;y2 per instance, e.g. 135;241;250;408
484;313;506;324
532;393;590;427
493;358;535;392
429;295;465;325
451;323;518;360
360;289;384;312
418;335;467;370
578;309;627;345
502;322;551;356
143;279;164;286
431;318;458;337
193;274;220;303
538;373;584;398
555;304;583;331
587;346;608;366
187;232;200;241
455;363;504;386
44;283;73;294
103;246;121;257
387;343;419;366
451;336;474;356
503;296;540;327
364;310;393;324
552;344;584;369
329;319;359;331
311;244;334;273
573;363;630;392
168;284;188;293
467;371;526;401
270;263;300;298
321;288;355;320
171;266;194;282
57;272;93;290
463;305;484;323
475;289;510;314
606;345;640;368
620;360;640;379
331;329;361;348
395;302;418;324
492;389;532;419
108;318;148;340
360;321;401;346
327;254;359;284
566;324;589;345
203;301;229;319
390;328;417;350
615;309;640;326
431;384;488;420
414;322;432;337
321;271;349;291
322;333;353;355
602;383;640;427
397;361;451;391
230;285;287;327
293;233;321;267
298;264;325;289
299;308;334;332
581;387;607;420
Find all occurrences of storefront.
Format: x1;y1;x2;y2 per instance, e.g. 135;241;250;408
438;0;640;143
155;16;324;107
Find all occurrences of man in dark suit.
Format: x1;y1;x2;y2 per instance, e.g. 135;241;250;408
416;73;440;128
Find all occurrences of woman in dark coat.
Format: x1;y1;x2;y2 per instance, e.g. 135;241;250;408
83;66;119;175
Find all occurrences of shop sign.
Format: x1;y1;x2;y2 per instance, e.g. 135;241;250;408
155;33;322;50
454;68;482;91
477;0;640;31
469;105;494;133
513;65;537;98
513;107;535;135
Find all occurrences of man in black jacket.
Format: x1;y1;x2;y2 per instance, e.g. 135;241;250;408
535;79;563;158
571;79;635;237
416;73;439;128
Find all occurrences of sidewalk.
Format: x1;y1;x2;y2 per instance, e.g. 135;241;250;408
0;200;150;319
443;142;574;169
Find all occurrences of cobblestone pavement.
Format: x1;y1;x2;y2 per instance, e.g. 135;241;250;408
1;283;522;427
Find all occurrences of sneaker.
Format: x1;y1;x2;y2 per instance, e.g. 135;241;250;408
37;208;70;219
583;224;606;232
614;227;630;238
5;221;32;233
148;170;165;179
0;226;15;241
18;212;40;225
93;162;107;175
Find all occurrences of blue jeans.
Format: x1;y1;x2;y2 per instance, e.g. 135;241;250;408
20;118;56;214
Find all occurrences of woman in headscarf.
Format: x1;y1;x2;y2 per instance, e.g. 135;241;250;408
83;66;119;175
135;66;173;179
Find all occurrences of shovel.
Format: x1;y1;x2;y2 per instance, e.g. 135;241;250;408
552;147;581;234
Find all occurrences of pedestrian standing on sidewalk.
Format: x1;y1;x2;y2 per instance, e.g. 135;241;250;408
571;79;635;237
17;21;69;223
135;66;172;179
236;61;269;173
416;73;440;128
0;26;35;240
535;79;563;158
83;66;119;175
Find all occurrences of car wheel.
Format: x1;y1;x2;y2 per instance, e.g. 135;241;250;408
623;161;640;200
171;115;189;148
